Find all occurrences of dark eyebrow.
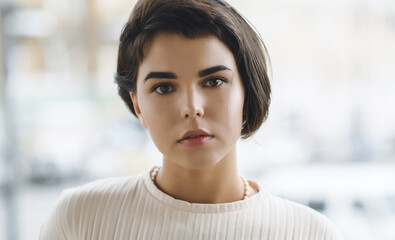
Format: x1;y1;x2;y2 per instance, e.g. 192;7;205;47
144;65;231;82
144;72;177;82
198;65;231;77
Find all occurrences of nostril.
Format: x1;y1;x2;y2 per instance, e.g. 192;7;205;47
182;108;203;119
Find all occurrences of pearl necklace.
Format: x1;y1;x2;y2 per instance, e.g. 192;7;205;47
150;166;250;200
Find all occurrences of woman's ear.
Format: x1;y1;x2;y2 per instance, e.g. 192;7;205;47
129;92;148;129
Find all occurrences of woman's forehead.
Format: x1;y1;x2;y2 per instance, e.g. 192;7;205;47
139;32;237;74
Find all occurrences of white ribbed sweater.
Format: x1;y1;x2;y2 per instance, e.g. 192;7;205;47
40;168;342;240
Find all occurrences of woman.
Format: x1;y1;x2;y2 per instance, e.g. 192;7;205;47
40;0;342;239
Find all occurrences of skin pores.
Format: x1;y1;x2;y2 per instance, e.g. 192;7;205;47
130;32;245;171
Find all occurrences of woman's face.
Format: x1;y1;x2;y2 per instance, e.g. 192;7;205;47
131;32;245;169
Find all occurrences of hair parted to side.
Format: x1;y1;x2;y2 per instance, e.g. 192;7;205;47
115;0;271;140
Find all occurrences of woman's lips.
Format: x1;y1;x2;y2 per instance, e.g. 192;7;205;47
179;129;211;141
178;135;214;147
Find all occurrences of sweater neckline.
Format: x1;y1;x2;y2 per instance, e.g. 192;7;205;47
142;166;267;213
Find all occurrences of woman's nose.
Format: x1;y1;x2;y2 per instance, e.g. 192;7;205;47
182;107;204;119
180;89;204;119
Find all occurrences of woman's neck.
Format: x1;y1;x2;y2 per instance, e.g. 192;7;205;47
152;150;255;204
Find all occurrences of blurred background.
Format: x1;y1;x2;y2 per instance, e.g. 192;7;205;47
0;0;394;239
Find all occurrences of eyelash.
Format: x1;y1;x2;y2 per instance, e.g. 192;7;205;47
151;77;227;95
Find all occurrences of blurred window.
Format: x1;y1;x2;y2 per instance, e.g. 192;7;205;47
353;199;366;212
308;199;326;212
387;195;395;213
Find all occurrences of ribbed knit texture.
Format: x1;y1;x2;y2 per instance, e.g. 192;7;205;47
40;168;343;240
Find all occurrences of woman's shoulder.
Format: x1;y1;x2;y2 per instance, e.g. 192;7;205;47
55;174;141;207
66;174;141;196
260;192;343;239
62;172;146;209
40;172;146;239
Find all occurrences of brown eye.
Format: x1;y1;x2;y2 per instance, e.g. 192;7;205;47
204;78;225;88
153;84;174;95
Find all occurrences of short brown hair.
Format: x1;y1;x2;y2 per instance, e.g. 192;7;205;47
115;0;271;139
